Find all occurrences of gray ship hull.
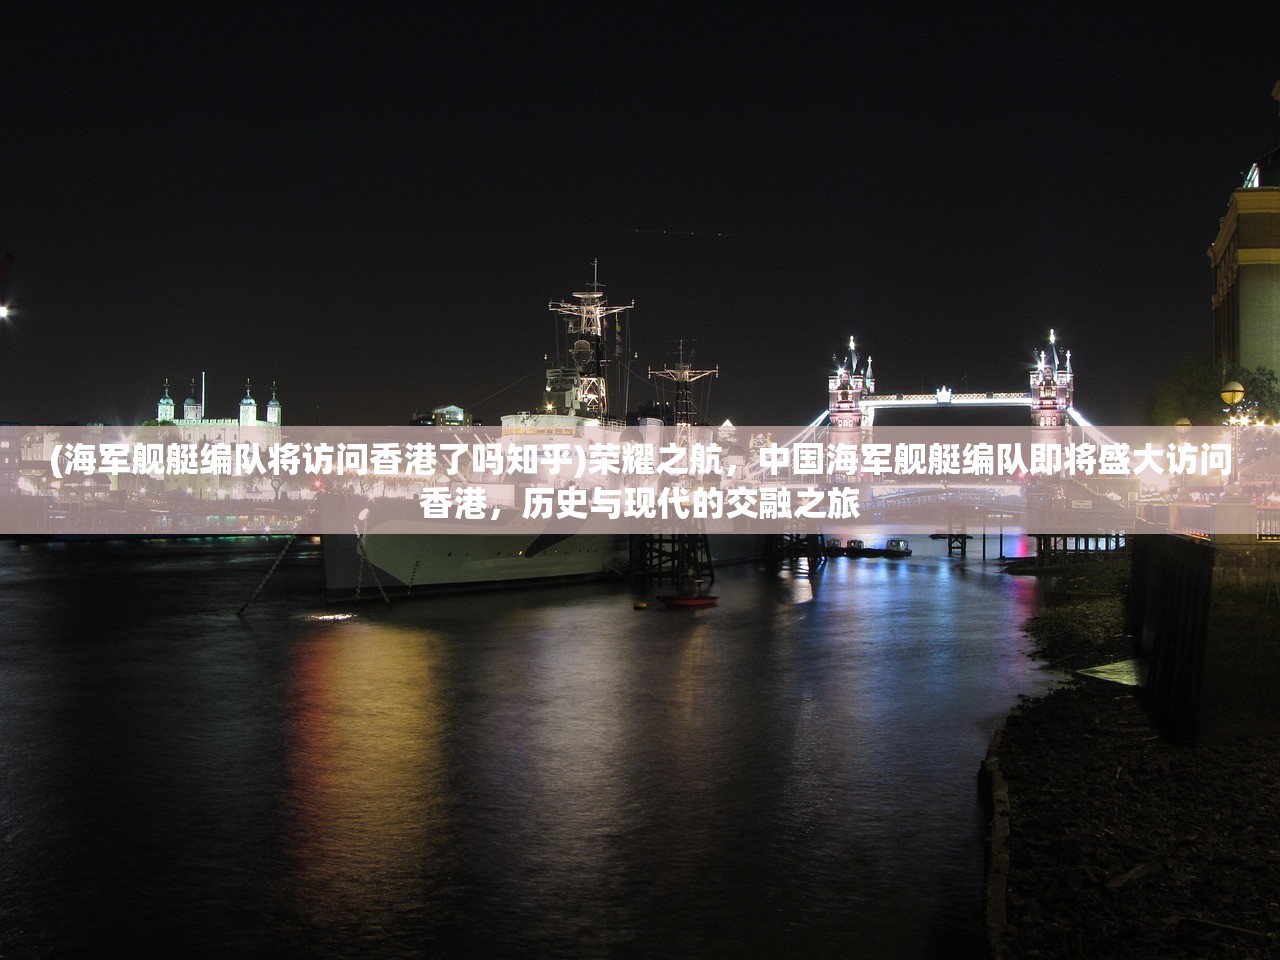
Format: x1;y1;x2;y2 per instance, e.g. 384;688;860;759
321;527;630;602
318;493;764;602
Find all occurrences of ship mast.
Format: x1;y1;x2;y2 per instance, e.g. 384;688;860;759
649;340;718;441
545;259;634;420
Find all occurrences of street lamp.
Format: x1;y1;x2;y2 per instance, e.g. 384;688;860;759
1174;417;1192;501
1221;381;1247;499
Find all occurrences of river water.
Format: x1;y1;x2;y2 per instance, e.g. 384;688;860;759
0;535;1055;958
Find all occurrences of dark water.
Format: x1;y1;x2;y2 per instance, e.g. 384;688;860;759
0;537;1054;959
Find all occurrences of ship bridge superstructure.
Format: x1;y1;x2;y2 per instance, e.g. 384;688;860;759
544;260;634;421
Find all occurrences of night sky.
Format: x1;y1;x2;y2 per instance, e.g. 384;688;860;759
2;6;1277;427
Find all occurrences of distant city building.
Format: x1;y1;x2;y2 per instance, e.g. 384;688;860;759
0;423;18;499
1211;84;1280;371
411;404;472;426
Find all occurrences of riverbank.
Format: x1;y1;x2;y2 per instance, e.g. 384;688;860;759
990;559;1280;958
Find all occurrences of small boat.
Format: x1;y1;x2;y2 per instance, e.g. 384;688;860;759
883;537;912;558
656;593;718;609
846;537;912;559
844;538;878;558
656;576;718;609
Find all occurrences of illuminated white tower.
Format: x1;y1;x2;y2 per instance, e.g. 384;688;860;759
266;383;282;426
156;380;175;422
239;380;258;426
183;378;203;420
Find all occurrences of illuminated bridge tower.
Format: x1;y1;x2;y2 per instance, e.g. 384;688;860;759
828;336;875;429
1030;330;1074;427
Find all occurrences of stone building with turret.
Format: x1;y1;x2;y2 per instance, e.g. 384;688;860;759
155;378;282;443
1211;84;1280;372
151;378;284;500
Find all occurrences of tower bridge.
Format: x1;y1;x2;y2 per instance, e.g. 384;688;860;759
826;330;1078;429
744;328;1137;534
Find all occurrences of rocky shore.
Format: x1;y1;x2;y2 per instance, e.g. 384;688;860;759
990;560;1280;958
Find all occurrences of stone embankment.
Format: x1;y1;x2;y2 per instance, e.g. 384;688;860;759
987;560;1280;958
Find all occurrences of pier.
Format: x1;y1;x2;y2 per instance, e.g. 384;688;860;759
628;532;715;584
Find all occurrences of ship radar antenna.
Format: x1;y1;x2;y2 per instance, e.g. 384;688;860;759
589;258;602;293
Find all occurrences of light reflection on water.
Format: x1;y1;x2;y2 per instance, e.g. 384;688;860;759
282;623;453;937
0;536;1053;958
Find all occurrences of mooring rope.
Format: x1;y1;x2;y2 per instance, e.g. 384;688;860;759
237;533;298;616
